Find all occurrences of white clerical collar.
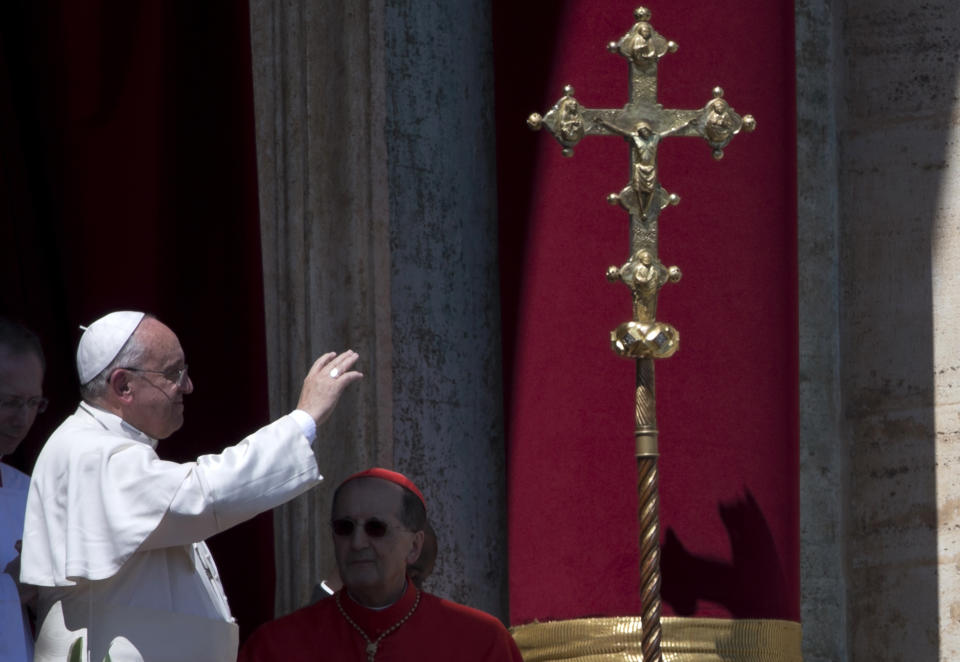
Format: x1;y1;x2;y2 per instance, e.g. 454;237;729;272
78;401;159;449
349;579;408;611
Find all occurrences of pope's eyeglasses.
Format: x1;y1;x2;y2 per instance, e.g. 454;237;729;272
331;518;391;538
0;394;48;414
119;365;190;389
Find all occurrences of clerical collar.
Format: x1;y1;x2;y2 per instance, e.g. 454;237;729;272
338;579;419;634
347;579;408;611
78;401;158;448
337;580;421;661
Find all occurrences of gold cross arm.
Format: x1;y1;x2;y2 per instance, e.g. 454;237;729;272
527;85;755;161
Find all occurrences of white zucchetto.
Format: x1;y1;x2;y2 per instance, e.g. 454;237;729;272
77;311;146;385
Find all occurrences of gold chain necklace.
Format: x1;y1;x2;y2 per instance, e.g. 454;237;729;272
335;588;421;661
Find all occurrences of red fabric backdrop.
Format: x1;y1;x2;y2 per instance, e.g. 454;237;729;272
0;1;275;642
494;1;798;624
0;0;798;639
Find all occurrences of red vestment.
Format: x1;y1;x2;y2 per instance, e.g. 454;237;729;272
240;581;522;662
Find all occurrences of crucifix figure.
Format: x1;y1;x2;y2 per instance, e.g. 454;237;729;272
527;7;755;662
600;118;662;219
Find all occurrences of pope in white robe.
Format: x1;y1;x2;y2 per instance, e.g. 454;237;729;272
20;311;362;662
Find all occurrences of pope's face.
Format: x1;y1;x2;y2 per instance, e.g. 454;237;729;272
122;319;193;440
332;478;423;607
0;349;44;457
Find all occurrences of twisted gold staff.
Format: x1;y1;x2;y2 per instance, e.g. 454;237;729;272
528;8;755;661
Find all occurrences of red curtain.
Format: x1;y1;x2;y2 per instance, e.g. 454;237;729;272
1;0;799;639
494;0;798;624
0;1;274;641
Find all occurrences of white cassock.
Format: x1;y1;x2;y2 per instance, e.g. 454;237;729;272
0;462;33;662
21;402;322;662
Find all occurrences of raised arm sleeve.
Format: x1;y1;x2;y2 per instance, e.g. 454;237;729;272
140;414;322;551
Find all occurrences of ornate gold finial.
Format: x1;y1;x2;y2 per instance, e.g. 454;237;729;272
607;249;682;359
695;87;757;160
607;7;678;65
527;86;585;157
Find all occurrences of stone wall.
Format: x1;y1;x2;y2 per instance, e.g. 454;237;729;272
248;0;507;620
795;0;845;659
797;1;960;659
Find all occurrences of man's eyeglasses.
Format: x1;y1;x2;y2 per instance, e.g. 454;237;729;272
119;365;190;389
0;394;48;414
331;518;391;538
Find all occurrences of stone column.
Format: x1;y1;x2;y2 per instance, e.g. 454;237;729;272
248;0;395;615
382;0;507;619
795;2;846;660
797;1;960;660
839;3;960;659
248;0;507;620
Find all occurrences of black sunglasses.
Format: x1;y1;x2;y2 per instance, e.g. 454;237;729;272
331;518;390;538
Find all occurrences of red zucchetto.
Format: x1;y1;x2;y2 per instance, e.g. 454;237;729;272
339;467;426;509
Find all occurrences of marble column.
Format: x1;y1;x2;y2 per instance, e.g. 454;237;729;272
797;1;960;660
795;2;845;660
839;3;960;659
248;0;507;620
248;0;395;615
381;0;506;619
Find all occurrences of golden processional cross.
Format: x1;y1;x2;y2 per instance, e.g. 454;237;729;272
527;7;755;662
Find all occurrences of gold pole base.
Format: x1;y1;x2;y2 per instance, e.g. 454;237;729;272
510;616;802;661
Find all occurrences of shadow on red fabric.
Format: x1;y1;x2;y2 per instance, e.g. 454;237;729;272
662;489;791;619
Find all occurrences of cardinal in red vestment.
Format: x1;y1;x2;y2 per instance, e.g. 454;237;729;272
240;468;522;662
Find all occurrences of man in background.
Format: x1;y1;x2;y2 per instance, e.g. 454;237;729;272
310;518;438;603
0;317;46;662
240;467;522;661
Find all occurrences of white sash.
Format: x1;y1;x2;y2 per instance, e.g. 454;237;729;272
34;600;239;662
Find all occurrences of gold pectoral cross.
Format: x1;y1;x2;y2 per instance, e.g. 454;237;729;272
526;7;755;662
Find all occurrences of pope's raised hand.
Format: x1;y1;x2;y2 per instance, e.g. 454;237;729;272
296;350;363;427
